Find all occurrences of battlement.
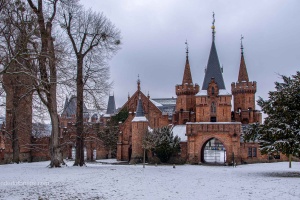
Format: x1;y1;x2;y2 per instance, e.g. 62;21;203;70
231;81;256;94
186;122;242;135
176;83;199;95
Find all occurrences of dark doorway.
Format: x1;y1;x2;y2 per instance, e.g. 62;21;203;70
128;145;132;161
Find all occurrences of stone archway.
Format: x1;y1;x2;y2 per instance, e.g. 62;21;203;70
201;137;226;164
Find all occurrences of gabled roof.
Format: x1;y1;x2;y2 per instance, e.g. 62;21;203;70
202;40;225;90
106;95;116;114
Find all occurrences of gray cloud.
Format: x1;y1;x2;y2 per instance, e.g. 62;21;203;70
81;0;300;110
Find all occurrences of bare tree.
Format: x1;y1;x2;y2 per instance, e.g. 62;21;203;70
0;0;37;163
27;0;63;167
60;1;121;166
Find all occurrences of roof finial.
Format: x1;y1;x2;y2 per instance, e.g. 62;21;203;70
240;34;244;55
137;74;141;91
185;40;189;57
212;12;216;41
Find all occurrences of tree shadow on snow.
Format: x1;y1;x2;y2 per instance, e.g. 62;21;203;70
260;171;300;178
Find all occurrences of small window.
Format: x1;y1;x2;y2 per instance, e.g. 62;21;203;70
212;87;215;95
210;117;216;122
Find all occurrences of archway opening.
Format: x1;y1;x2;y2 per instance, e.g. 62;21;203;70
201;138;226;164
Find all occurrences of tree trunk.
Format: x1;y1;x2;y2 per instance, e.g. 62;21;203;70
289;154;292;168
49;111;61;167
108;147;112;159
74;55;85;166
12;107;19;164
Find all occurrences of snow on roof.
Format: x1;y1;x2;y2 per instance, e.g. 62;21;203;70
150;99;163;107
172;125;187;142
219;89;231;95
151;98;177;105
197;89;231;96
132;116;148;122
197;90;207;96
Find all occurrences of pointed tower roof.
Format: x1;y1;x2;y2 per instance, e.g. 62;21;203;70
202;13;225;90
182;41;193;85
106;94;116;114
238;35;249;82
132;95;148;122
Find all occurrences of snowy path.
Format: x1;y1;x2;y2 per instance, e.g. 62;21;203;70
0;161;299;200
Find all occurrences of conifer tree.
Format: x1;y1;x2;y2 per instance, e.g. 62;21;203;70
244;71;300;168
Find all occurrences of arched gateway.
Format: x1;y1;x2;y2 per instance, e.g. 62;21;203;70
201;138;226;164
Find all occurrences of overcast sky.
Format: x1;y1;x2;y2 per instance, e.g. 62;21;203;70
81;0;300;110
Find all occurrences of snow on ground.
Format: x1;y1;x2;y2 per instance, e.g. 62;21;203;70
0;161;299;200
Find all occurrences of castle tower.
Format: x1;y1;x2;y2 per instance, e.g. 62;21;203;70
195;13;232;122
174;41;199;124
130;95;148;163
231;36;261;124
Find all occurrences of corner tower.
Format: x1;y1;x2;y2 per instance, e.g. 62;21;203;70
130;95;148;163
174;41;199;124
231;36;262;124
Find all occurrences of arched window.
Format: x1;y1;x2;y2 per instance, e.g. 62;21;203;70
212;87;215;95
211;102;216;113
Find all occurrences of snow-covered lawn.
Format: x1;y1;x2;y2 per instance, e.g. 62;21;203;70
0;161;299;200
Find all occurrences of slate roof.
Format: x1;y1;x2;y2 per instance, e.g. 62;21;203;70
151;98;176;117
106;95;116;115
202;40;226;90
135;97;145;117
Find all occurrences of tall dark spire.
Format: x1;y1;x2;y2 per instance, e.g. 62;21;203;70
135;95;145;117
106;94;116;114
238;35;249;82
182;40;193;85
202;13;225;90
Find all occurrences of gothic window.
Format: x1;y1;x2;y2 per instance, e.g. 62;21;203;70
211;102;216;113
212;87;215;95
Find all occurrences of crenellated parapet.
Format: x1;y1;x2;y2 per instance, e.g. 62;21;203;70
231;81;256;94
176;83;199;95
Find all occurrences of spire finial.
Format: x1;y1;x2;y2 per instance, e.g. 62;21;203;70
240;34;244;55
137;74;141;91
212;12;216;41
185;40;189;57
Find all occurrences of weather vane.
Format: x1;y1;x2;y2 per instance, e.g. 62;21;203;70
185;40;189;56
212;12;216;40
240;34;244;54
